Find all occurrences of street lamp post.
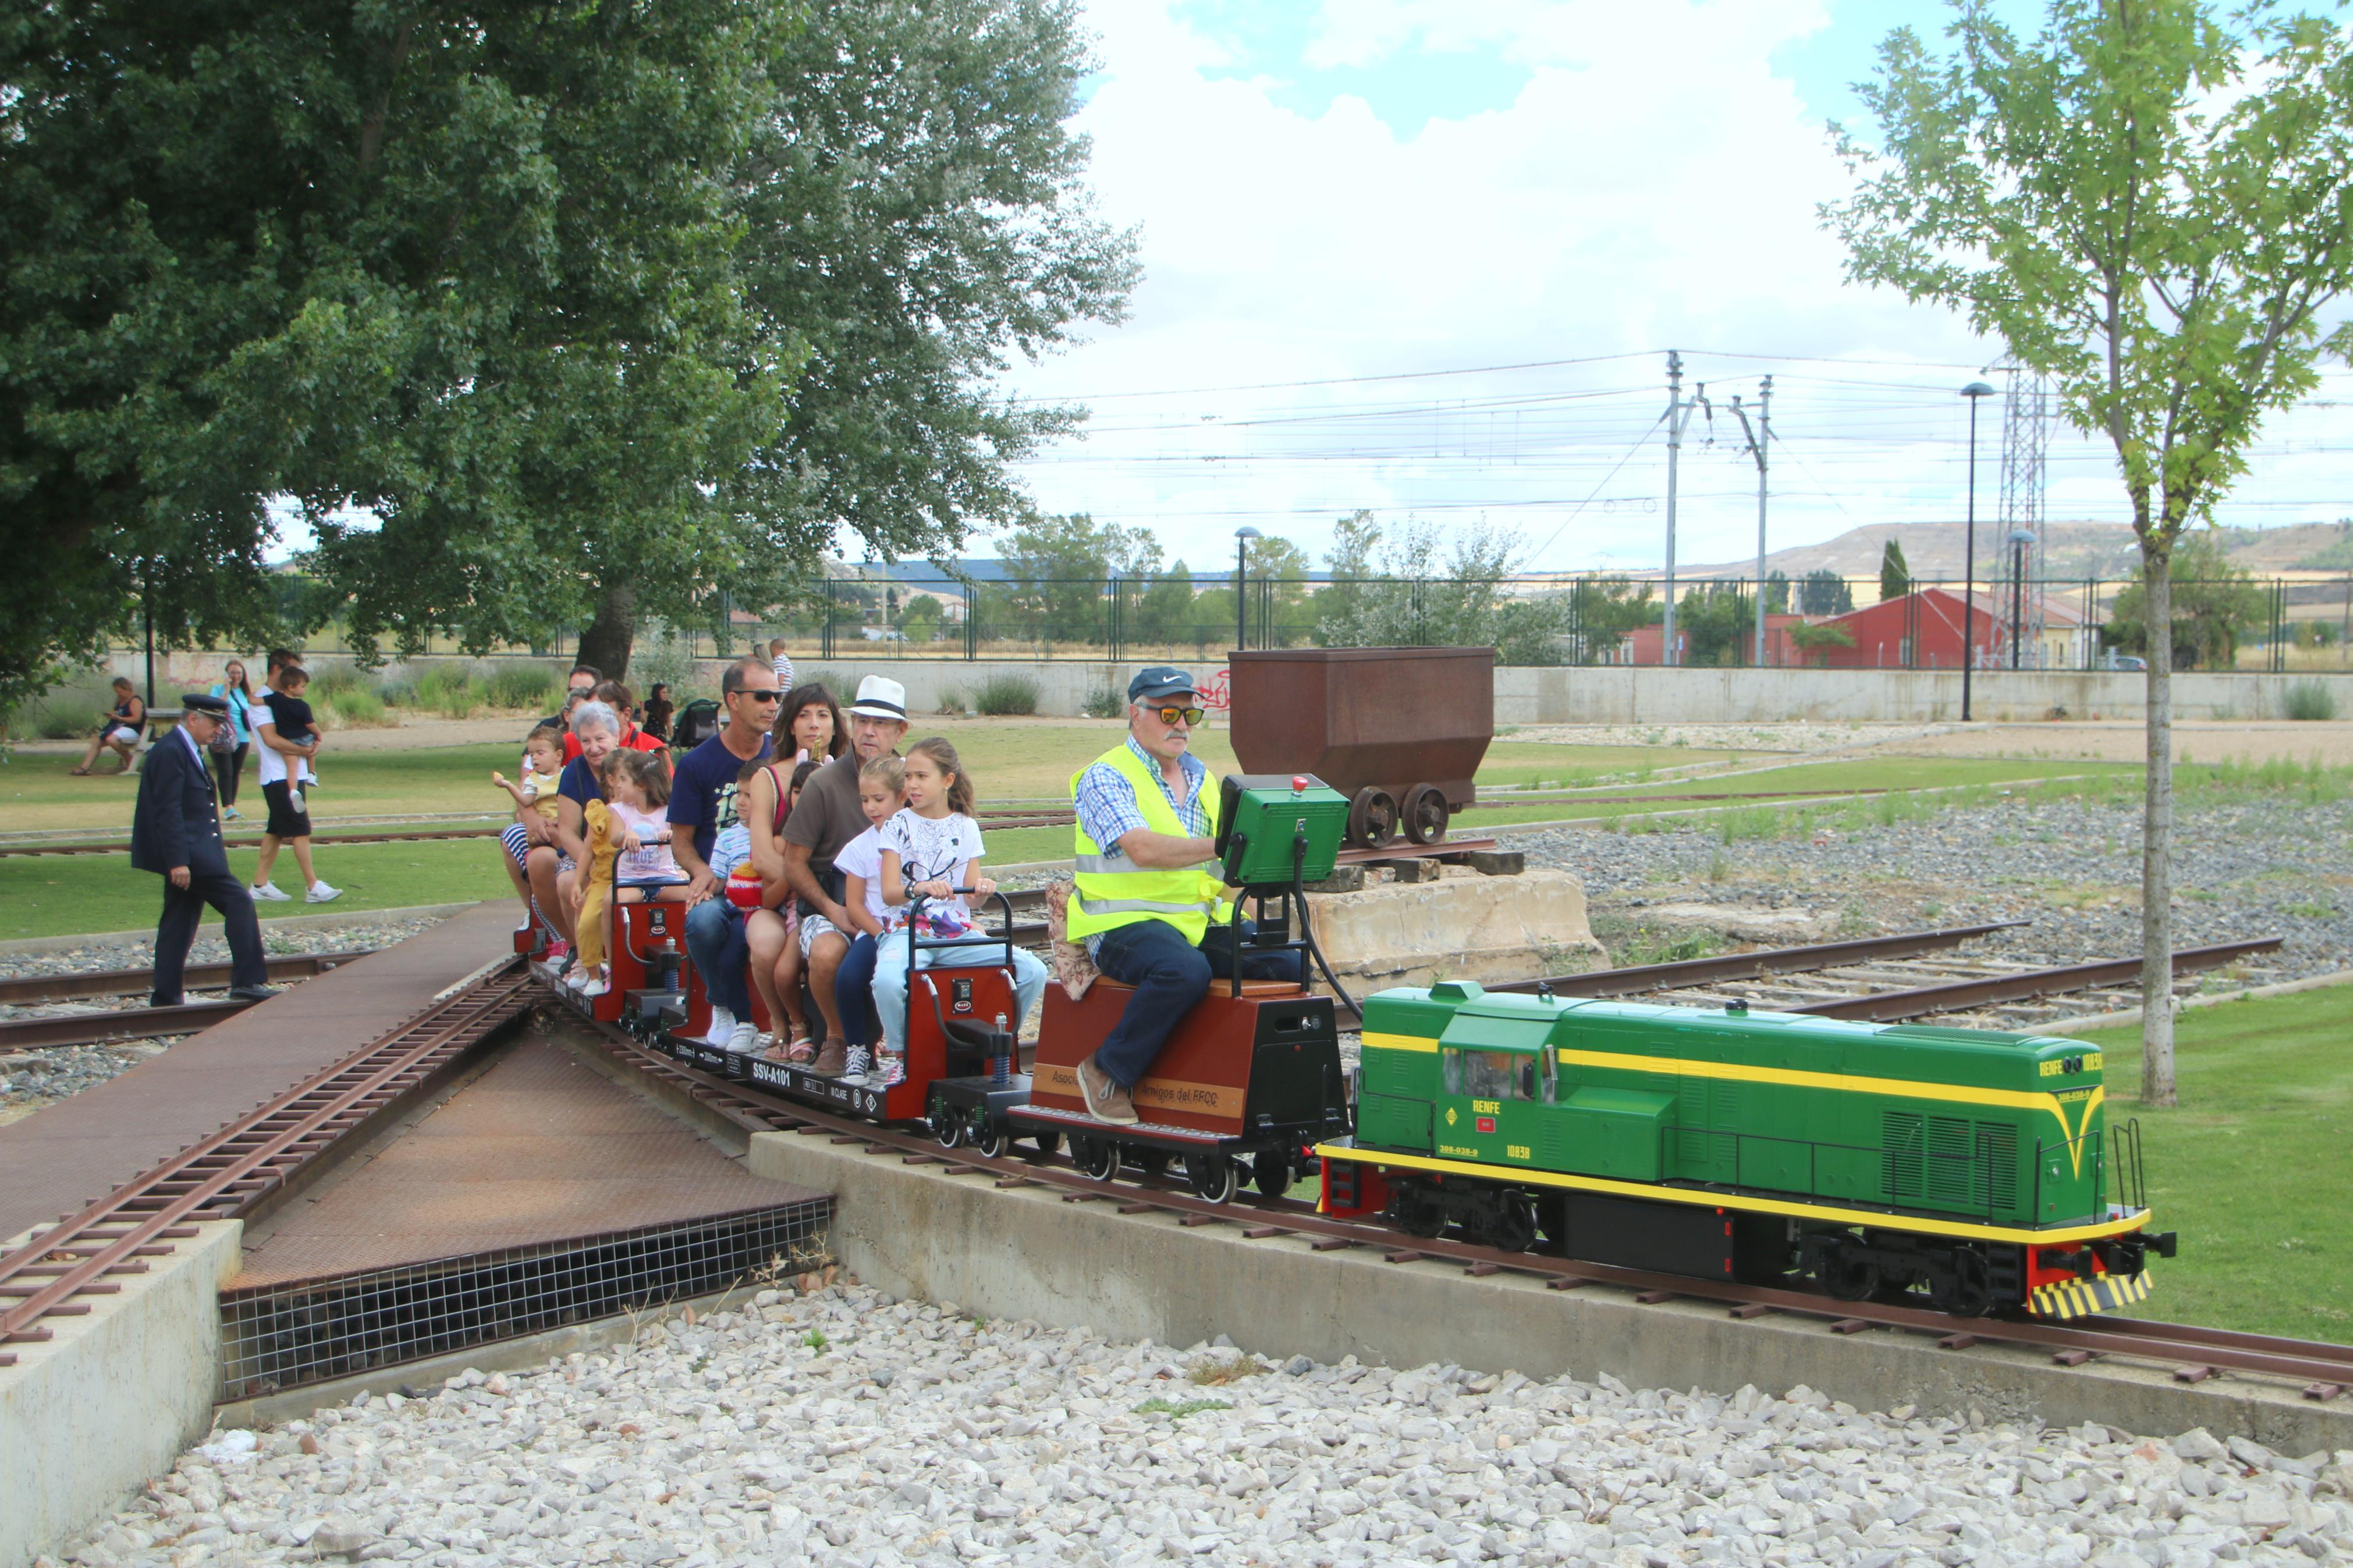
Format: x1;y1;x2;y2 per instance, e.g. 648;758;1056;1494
1234;527;1262;653
1960;381;1996;719
2007;528;2037;670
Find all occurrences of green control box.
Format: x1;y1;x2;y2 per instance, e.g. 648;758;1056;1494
1215;773;1352;887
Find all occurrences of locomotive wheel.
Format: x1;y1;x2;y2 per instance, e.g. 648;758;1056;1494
1483;1191;1538;1254
1817;1240;1880;1302
1390;1186;1448;1239
1401;784;1450;846
1184;1151;1240;1204
1252;1153;1294;1200
973;1123;1012;1160
1347;788;1400;849
1073;1136;1120;1182
931;1097;964;1149
1929;1247;1993;1318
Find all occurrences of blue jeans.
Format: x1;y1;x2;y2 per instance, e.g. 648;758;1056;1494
1091;919;1301;1089
872;933;1050;1053
833;934;881;1050
684;897;752;1019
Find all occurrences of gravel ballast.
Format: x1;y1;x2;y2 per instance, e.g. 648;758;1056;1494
0;915;449;1124
42;1285;2353;1568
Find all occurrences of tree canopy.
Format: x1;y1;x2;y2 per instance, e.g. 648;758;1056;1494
1827;0;2353;1103
0;0;1135;706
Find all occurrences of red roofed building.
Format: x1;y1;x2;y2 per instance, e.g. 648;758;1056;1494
1802;588;2088;670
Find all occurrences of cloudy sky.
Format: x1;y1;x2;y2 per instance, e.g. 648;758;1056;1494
992;0;2353;577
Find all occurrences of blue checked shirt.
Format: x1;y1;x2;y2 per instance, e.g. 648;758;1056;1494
1072;738;1211;957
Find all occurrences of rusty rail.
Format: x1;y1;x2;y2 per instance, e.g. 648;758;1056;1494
1485;922;2027;1001
0;949;376;1008
1789;938;2283;1021
0;963;531;1353
0;1001;255;1051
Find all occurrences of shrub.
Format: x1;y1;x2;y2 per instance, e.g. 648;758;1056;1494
973;673;1041;716
485;666;562;712
2284;679;2338;721
417;664;487;719
1081;687;1124;719
323;684;389;728
935;686;967;716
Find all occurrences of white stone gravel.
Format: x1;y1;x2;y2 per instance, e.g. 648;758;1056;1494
42;1285;2353;1568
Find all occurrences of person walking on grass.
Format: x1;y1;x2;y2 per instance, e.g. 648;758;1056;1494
210;660;259;820
132;695;274;1007
250;664;339;905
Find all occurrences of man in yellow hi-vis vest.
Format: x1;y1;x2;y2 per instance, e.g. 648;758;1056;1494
1066;667;1303;1124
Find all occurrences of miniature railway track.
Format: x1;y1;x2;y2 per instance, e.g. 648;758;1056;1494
0;949;377;1007
0;963;532;1362
1786;938;2283;1022
0;1000;257;1050
560;998;2353;1400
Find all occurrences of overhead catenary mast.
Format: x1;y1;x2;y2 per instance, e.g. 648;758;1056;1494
1730;376;1773;666
1997;362;2053;666
1660;351;1710;667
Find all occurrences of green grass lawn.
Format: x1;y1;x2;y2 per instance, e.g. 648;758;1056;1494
5;742;527;835
2084;988;2353;1341
0;838;518;940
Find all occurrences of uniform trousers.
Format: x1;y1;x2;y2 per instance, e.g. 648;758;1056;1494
152;871;268;1006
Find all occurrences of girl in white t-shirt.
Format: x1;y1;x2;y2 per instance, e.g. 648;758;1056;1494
868;738;1048;1088
827;755;906;1084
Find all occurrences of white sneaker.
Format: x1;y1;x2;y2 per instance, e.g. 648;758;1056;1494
304;881;342;904
839;1045;872;1086
726;1021;760;1055
703;1007;736;1048
564;964;593;991
251;882;291;902
579;972;611;999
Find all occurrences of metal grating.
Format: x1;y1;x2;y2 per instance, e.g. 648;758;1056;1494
219;1199;832;1400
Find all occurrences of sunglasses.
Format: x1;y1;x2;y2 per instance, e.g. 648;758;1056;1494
737;688;784;702
1152;705;1208;727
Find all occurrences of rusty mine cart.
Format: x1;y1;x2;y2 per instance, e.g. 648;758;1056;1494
1226;646;1496;849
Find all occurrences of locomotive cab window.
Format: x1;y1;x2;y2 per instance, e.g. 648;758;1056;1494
1442;1048;1536;1102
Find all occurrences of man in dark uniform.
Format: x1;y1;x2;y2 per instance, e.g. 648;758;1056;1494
132;694;275;1007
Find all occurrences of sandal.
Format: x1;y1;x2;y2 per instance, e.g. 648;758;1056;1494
785;1034;817;1065
68;767;90;777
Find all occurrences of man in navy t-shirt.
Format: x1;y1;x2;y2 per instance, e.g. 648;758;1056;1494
670;659;778;1053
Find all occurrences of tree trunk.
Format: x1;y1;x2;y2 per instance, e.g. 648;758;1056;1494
2139;553;2176;1107
575;582;637;682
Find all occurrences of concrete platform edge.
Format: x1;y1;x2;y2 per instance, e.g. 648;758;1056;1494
0;1218;243;1568
746;1132;2353;1459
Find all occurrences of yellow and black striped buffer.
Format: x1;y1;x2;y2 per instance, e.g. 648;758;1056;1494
2028;1270;2153;1320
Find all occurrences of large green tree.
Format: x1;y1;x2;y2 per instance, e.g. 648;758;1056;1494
1827;0;2353;1103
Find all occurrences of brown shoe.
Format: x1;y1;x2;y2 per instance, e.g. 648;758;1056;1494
1077;1053;1138;1125
811;1041;848;1078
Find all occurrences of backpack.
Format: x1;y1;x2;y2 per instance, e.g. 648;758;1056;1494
673;699;721;749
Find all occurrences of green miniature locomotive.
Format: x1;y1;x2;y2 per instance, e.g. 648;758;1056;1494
1317;982;2174;1319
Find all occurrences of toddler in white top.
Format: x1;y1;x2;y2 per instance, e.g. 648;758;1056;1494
867;737;1048;1087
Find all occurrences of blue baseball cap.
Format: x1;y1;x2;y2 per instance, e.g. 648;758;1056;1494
1126;666;1198;704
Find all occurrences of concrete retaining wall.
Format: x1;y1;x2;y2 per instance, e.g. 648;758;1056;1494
0;1219;243;1568
745;1133;2353;1457
62;648;2345;726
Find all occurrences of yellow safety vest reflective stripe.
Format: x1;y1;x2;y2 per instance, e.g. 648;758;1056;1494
1066;744;1231;944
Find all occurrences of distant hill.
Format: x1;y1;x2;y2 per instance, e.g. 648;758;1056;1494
1671;518;2353;582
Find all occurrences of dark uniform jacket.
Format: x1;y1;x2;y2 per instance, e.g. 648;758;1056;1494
130;731;227;878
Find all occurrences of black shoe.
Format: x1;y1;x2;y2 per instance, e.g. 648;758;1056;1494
227;985;281;1002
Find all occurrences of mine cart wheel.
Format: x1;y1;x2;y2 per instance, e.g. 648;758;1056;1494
932;1097;965;1149
1031;1129;1063;1158
1185;1151;1240;1204
1817;1239;1881;1302
973;1123;1013;1160
1252;1153;1295;1201
1482;1190;1539;1255
1073;1135;1120;1182
1401;784;1450;846
1347;787;1400;849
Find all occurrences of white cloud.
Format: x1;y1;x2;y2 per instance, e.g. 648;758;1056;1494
1004;0;2353;576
